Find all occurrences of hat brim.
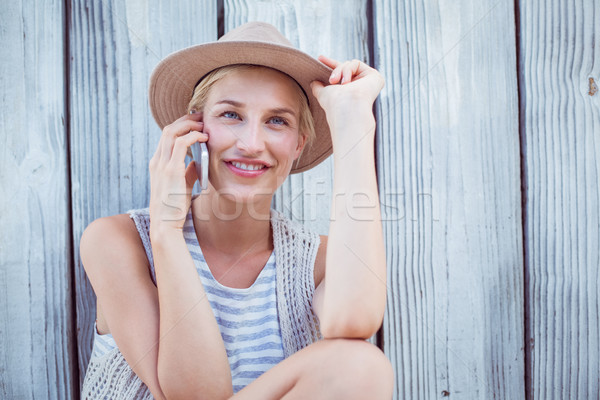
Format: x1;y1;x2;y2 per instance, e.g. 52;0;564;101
149;41;333;174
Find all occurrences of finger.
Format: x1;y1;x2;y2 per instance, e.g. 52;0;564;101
173;110;204;123
187;110;204;122
341;60;361;84
319;55;345;84
310;80;325;100
170;130;208;167
329;59;360;85
340;63;353;84
171;119;204;134
156;112;203;161
318;54;340;69
161;112;203;153
160;120;204;162
151;137;162;164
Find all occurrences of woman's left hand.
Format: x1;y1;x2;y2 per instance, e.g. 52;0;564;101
310;57;388;341
310;56;384;133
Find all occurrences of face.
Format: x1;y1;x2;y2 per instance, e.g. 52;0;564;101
201;67;306;205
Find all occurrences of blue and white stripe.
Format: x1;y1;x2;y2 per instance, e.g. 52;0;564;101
91;323;117;358
88;210;284;393
182;211;284;393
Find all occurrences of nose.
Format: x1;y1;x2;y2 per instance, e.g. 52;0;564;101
236;119;266;155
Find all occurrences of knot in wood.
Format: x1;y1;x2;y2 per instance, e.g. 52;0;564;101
589;77;598;96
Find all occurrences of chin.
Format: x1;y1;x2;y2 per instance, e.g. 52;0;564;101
213;168;291;198
210;181;279;206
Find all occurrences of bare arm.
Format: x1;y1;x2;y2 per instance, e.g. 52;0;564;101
311;57;387;339
147;113;232;398
149;227;232;398
82;112;233;400
80;214;166;399
82;215;232;399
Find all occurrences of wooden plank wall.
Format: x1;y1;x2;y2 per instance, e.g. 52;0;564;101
373;0;524;398
69;0;218;385
1;0;598;399
224;0;371;235
0;0;77;398
518;0;600;399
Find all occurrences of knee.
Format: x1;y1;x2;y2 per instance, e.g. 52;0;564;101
320;339;394;399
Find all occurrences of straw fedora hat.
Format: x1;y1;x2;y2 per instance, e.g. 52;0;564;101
148;21;333;173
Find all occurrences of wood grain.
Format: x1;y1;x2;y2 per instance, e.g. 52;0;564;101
518;0;600;398
224;0;370;235
0;0;76;398
70;0;217;387
3;0;596;397
373;0;525;398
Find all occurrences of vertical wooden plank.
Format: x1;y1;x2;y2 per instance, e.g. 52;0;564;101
519;0;600;398
224;0;370;235
0;0;76;398
71;0;218;387
373;0;524;398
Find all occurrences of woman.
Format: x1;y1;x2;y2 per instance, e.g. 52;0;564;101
81;22;392;399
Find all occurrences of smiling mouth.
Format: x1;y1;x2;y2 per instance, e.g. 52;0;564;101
229;161;267;171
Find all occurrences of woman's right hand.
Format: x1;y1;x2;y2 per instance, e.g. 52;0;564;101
148;112;207;233
147;113;232;398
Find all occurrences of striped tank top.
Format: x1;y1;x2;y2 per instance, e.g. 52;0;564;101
91;209;285;393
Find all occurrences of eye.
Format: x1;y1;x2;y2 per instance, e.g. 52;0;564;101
221;111;240;119
268;116;288;126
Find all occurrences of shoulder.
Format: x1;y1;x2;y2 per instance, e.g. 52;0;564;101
81;214;159;339
80;214;150;283
80;214;141;257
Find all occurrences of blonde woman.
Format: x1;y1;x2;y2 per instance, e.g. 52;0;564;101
81;22;392;399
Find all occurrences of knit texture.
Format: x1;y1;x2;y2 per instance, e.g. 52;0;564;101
270;210;322;357
81;347;154;399
81;208;322;399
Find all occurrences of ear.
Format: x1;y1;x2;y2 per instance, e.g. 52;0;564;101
294;134;307;160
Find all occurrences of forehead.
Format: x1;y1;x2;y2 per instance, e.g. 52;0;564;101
206;66;302;111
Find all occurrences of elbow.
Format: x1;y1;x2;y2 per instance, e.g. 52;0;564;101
319;303;385;340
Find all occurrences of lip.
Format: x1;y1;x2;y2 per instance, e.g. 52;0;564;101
224;159;271;178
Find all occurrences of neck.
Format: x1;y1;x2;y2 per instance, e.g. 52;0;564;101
191;190;273;255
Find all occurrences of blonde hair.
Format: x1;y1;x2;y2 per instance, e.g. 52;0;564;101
187;64;316;147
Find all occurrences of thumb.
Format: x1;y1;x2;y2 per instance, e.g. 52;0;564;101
185;161;198;189
310;80;325;101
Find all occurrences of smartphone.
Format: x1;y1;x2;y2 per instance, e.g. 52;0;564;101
190;142;209;190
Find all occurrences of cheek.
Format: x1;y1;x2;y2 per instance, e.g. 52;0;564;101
203;121;232;151
278;134;303;155
271;135;303;170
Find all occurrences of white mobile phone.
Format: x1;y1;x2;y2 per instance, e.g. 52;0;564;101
190;142;209;190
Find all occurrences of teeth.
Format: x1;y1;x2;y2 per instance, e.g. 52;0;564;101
232;161;265;171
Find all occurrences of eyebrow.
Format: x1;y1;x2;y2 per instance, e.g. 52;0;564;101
215;99;244;107
215;99;298;117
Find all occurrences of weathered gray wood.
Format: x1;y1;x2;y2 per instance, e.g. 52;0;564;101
71;0;217;387
2;0;595;396
224;0;370;235
518;1;600;398
373;0;525;398
0;0;76;398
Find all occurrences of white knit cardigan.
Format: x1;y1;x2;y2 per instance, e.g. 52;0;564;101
81;208;322;399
